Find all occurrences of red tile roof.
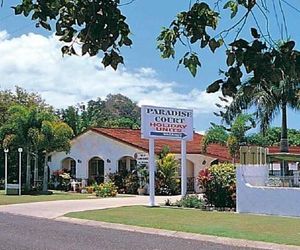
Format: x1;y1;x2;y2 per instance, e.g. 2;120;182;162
82;128;300;162
268;146;300;154
90;127;232;161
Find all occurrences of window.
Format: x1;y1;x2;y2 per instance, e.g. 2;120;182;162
130;159;137;172
70;160;76;178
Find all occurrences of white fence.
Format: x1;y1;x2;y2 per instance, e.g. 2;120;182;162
236;165;300;217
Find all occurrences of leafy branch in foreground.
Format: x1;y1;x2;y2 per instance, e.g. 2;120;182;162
157;0;300;77
13;0;132;70
210;28;300;154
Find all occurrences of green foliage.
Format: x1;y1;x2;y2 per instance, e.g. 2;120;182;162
109;166;148;195
156;152;180;195
157;2;220;76
175;195;205;209
94;181;118;198
59;106;82;136
203;114;255;159
107;169;128;193
10;0;299;77
137;164;148;188
13;0;132;70
212;32;300;154
0;95;73;190
247;127;300;147
50;169;71;191
59;94;141;135
124;171;139;194
202;125;228;152
198;163;236;208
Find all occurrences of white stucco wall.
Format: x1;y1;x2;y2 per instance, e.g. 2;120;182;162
49;130;216;192
175;154;218;192
237;165;300;217
49;130;146;179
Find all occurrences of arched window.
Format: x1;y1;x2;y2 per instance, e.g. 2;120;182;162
88;157;104;184
61;157;76;179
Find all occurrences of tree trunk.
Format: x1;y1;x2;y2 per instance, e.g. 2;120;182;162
43;153;48;192
280;103;289;153
25;150;31;191
280;103;289;176
33;151;38;189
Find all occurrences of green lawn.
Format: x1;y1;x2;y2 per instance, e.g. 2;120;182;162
66;206;300;246
0;190;98;205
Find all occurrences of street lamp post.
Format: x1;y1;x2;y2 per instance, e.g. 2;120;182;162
4;149;9;195
18;148;23;196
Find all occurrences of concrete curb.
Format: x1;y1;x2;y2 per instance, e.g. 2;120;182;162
56;216;300;250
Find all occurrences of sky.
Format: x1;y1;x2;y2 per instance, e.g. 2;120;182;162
0;0;300;133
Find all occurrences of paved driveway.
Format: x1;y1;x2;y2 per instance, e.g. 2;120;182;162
0;195;179;218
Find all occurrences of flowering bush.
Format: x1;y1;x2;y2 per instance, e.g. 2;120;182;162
95;181;118;197
198;163;236;208
85;186;94;193
50;169;71;191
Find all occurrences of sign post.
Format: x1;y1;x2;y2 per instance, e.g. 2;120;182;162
141;105;193;205
149;138;155;206
181;140;187;196
18;148;23;196
4;149;9;195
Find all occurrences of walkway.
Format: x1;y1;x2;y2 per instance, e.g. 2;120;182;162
0;195;179;219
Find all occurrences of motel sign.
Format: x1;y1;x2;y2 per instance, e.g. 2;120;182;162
141;105;194;206
141;106;193;141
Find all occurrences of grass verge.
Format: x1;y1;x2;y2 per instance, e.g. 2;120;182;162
0;190;98;205
66;205;300;246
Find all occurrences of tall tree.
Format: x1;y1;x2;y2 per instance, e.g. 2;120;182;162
0;86;48;126
58;106;82;136
0;104;73;191
211;37;300;173
59;94;141;135
39;120;73;192
0;105;49;190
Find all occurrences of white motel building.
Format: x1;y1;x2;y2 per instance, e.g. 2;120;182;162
48;127;231;192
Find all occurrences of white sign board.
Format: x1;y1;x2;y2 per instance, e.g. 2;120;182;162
134;152;149;166
141;105;193;141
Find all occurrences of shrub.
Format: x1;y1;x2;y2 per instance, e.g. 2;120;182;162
124;171;140;194
176;195;205;209
0;178;4;190
156;152;180;195
107;169;128;193
198;163;236;208
95;181;118;197
50;169;71;191
164;195;205;209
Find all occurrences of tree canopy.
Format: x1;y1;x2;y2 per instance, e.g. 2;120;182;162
202;114;255;159
8;1;300;73
58;93;141;135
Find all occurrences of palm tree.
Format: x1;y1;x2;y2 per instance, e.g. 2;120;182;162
0;105;73;192
223;77;300;152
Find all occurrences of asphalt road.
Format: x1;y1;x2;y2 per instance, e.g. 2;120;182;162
0;213;261;250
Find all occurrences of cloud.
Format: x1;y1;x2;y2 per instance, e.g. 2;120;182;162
0;30;224;116
0;30;9;40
